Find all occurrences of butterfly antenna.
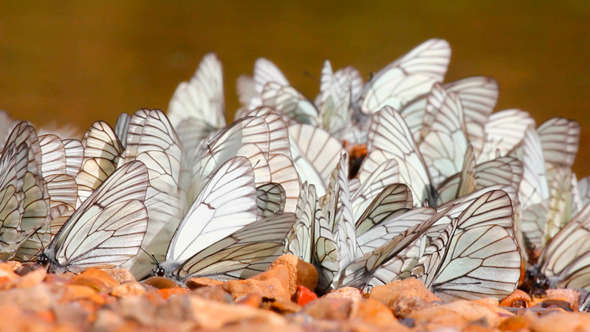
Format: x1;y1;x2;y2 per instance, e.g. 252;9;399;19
303;70;318;83
140;247;160;266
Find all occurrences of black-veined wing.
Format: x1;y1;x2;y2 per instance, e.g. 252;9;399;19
436;156;522;206
359;106;433;205
166;213;296;282
251;58;289;108
2;124;50;260
412;190;521;301
40;161;149;273
162;157;258;275
540;204;590;290
537;117;580;181
352;158;400;219
75;121;124;206
288;123;342;197
578;176;590;208
418;84;470;188
338;207;438;290
256;183;286;218
187;116;271;208
168;53;225;154
242;107;300;212
359;39;451;114
316;60;353;136
319;153;357;274
62;139;83;177
119;109;184;279
400;76;498;153
515;126;550;209
542;168;577;244
285;182;316;262
261;82;321;126
354;183;413;236
38;134;67;177
478;109;535;163
114;112;131;147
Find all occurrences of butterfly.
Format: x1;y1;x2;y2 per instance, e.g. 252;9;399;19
154;156;295;282
358;39;451;115
340;189;521;302
0;122;50;260
38;160;149;273
168;53;226;154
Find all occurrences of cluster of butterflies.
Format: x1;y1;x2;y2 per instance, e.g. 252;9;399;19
1;38;589;305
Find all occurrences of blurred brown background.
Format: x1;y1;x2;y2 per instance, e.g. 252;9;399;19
1;1;589;176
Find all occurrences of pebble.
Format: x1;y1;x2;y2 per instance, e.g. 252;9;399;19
186;277;226;289
110;282;147;298
529;312;590;332
0;265;46;290
369;278;441;317
102;268;136;284
224;265;291;302
268;254;319;295
188;294;287;329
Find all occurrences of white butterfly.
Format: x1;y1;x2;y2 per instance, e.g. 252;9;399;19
168;53;226;151
400;76;498;155
118;109;184;278
156;156;294;282
75;121;124;207
358;39;451;115
538;203;590;291
38;160;149;273
288;123;343;197
359;105;434;205
0;122;50;261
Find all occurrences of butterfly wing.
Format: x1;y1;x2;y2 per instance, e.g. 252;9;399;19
43;161;149;273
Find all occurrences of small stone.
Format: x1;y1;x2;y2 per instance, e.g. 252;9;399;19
410;300;500;329
110;282;147;298
0;284;54;312
143;276;181;289
45;273;70;287
545;288;580;310
92;309;125;331
498;315;534;331
69;268;118;292
300;297;353;320
156;287;190;300
352;298;401;328
268;254;319;295
53;301;92;329
61;285;99;302
296;285;318;306
188;294;287;329
0;263;19;285
369;278;440;317
0;265;46;290
499;289;532;308
529;312;590;332
192;285;233;303
102;268;136;284
224;266;291;302
186;277;226;289
5;261;22;270
325;287;363;301
236;293;263;307
270;300;301;314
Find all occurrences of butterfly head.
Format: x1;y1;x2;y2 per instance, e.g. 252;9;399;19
152;265;166;277
37;253;49;267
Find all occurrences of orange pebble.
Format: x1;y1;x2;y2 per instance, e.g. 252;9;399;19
296;285;318;306
499;289;531;308
156;287;189;300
